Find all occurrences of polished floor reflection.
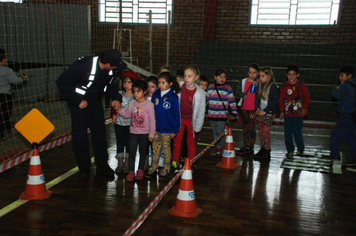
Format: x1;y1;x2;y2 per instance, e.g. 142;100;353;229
1;121;356;235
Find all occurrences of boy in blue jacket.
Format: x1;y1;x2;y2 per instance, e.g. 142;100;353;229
328;66;356;164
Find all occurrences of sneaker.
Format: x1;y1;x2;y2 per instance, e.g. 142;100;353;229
135;169;144;180
236;147;250;156
210;146;223;156
172;161;181;173
145;167;157;178
296;149;304;156
126;171;135;182
159;168;170;180
321;155;340;161
286;151;294;159
96;167;115;178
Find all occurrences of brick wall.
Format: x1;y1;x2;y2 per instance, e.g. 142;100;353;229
80;0;356;73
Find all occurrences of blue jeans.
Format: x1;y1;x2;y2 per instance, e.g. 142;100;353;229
284;117;304;153
330;115;356;160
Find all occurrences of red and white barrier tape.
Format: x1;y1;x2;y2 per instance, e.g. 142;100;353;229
0;134;73;173
123;131;226;236
0;118;113;173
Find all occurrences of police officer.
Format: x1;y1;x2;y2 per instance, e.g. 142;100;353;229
56;49;126;179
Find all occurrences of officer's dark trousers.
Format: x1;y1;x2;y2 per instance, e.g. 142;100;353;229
69;101;109;174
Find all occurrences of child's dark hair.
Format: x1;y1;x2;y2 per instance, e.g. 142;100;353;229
247;63;260;72
133;79;147;93
158;71;181;94
287;65;300;74
0;48;6;61
339;66;355;77
200;75;209;84
214;68;227;77
175;69;184;78
146;75;158;86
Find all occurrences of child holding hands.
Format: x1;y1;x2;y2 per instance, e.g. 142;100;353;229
118;80;156;181
111;70;139;174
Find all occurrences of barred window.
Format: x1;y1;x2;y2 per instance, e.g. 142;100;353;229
250;0;340;25
0;0;23;2
99;0;173;24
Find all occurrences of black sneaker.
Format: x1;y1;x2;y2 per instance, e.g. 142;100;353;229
159;168;170;180
172;161;181;173
236;147;250;156
321;155;340;161
96;167;115;178
145;168;157;178
78;172;90;180
210;146;223;156
285;151;294;159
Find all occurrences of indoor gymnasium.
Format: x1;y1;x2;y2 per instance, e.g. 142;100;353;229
1;0;356;235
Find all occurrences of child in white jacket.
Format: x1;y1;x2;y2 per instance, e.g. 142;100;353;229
172;64;206;172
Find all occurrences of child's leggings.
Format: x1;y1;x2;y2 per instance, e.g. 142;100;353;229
128;133;149;171
257;115;275;150
241;110;256;149
152;132;172;171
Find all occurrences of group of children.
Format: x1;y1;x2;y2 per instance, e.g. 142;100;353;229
110;63;314;182
235;64;311;161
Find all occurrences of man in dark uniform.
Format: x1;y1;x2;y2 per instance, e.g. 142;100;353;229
56;49;126;179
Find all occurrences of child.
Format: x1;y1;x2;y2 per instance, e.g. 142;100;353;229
236;63;259;156
207;68;238;155
111;69;139;174
172;65;206;172
159;66;175;77
176;69;184;84
279;65;310;159
146;72;181;180
145;75;158;167
254;67;280;161
199;75;209;92
118;80;156;181
328;66;356;163
146;75;158;102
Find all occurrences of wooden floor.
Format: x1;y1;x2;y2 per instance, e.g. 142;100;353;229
1;121;356;235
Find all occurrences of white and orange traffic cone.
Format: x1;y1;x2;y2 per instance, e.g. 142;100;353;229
217;125;240;169
19;148;51;200
168;158;202;218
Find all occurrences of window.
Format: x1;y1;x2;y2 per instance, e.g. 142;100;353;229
250;0;340;25
0;0;23;2
99;0;173;24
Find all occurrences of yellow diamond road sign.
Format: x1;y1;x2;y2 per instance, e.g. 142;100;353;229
15;108;54;144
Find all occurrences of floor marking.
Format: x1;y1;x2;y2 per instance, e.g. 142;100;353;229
0;145;115;218
201;126;330;138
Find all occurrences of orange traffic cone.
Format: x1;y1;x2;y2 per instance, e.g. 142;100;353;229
168;159;202;218
217;125;240;169
19;148;51;200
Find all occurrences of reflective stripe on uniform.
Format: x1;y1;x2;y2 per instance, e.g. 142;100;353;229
75;88;86;95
